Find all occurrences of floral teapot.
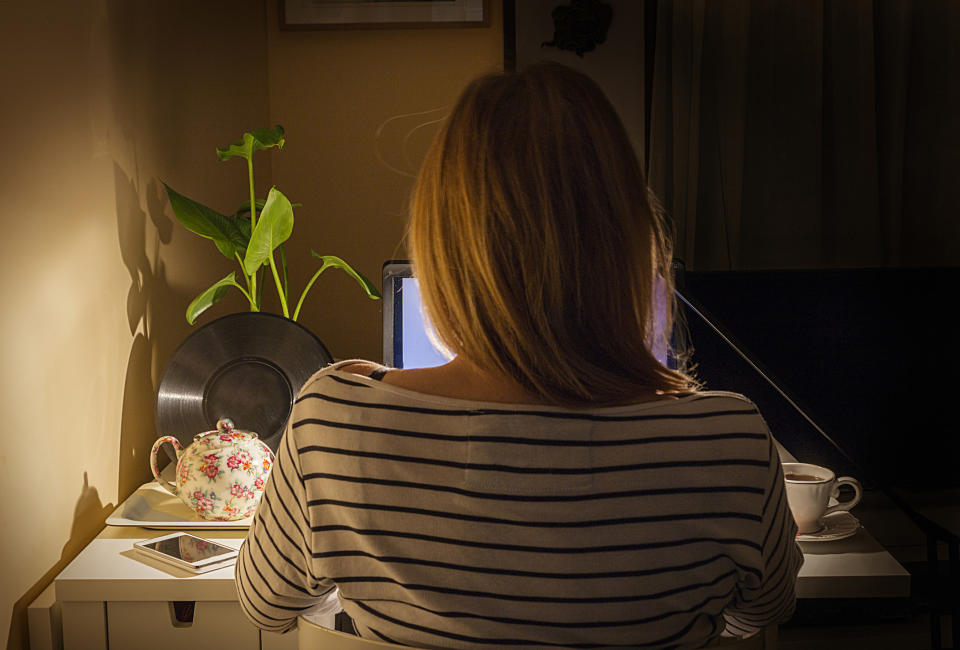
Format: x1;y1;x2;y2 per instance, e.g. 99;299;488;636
150;418;274;521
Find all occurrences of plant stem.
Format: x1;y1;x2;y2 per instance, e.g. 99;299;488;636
232;282;257;310
234;253;259;311
268;253;290;318
247;156;258;306
235;252;254;296
292;262;329;322
279;244;289;306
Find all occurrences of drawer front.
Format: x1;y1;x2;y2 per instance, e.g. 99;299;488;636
62;602;107;650
107;601;258;649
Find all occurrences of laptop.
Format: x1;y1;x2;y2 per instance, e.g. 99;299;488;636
382;260;673;370
382;261;451;369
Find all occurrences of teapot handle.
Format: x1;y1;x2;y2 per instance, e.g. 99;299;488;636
150;436;183;495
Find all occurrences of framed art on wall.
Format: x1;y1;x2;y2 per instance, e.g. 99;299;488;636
281;0;488;30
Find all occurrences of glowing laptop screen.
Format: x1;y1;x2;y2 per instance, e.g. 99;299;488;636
382;261;670;369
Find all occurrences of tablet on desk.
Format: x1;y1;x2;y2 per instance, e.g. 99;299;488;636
133;532;239;574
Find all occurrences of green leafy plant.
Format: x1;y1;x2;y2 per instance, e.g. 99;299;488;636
163;125;380;325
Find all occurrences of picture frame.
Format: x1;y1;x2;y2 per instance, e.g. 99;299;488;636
280;0;488;30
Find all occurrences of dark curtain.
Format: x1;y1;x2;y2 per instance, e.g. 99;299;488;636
645;0;960;270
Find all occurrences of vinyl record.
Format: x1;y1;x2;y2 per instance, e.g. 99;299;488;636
156;312;333;452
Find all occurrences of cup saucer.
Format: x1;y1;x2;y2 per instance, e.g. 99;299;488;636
796;511;861;542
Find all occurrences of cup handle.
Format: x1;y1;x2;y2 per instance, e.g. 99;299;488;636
824;476;862;516
150;436;183;495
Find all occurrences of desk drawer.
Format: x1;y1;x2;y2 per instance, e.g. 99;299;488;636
107;601;259;649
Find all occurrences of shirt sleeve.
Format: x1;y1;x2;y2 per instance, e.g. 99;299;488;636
722;436;804;636
235;422;340;632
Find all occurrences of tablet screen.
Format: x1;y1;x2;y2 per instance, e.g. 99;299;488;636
142;535;236;564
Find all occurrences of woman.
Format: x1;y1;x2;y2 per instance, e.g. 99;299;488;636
236;62;802;648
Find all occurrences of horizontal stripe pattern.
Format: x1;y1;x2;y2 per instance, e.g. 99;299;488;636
236;361;802;648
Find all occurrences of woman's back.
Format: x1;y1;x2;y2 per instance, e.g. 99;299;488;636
237;363;800;648
236;62;802;648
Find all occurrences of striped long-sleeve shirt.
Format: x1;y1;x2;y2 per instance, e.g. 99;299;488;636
236;361;803;648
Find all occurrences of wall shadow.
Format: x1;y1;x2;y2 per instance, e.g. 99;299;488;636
6;473;113;650
6;2;272;646
5;167;190;650
114;164;188;500
114;161;164;500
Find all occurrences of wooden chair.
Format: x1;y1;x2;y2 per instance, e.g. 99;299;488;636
296;616;777;649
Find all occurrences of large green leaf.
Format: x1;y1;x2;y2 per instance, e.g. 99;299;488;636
163;183;247;260
186;272;246;325
216;126;285;162
243;188;294;275
233;199;301;246
310;253;382;299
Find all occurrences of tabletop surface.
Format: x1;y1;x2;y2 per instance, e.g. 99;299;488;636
57;440;911;603
56;506;910;602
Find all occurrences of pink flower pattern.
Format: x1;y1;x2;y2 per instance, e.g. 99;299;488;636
160;425;275;521
202;453;220;480
191;490;214;513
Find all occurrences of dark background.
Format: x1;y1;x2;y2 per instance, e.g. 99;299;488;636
506;1;960;493
681;268;958;490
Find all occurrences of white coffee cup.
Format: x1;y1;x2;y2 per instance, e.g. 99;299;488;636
782;462;862;534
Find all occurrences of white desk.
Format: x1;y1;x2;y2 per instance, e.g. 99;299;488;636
797;529;910;598
774;441;910;598
37;476;910;650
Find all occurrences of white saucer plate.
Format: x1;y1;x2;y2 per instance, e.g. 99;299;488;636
796;511;860;542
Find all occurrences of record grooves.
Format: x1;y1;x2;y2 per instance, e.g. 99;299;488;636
156;313;333;452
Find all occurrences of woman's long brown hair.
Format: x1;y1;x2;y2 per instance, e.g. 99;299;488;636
409;62;697;406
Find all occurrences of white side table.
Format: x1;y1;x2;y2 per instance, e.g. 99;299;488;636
49;525;330;650
777;441;911;598
797;528;911;598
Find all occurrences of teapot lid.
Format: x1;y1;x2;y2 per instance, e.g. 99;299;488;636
192;417;259;442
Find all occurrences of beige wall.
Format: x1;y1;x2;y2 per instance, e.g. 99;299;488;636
0;1;271;647
266;1;504;360
0;1;501;648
